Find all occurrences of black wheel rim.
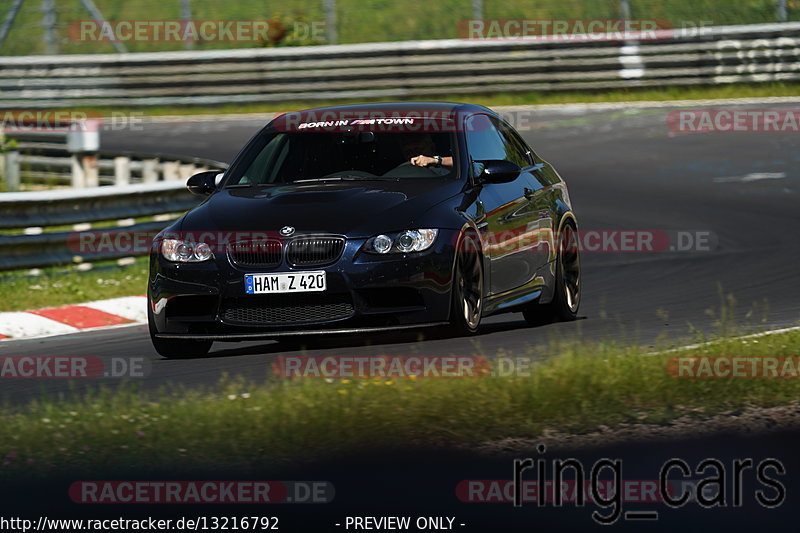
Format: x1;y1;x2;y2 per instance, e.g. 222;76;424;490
458;235;483;329
560;226;581;312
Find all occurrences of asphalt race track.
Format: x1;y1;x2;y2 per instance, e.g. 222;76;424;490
2;101;799;402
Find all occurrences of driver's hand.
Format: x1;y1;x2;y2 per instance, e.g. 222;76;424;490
410;155;435;167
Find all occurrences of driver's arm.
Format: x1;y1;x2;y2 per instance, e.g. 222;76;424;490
410;155;453;168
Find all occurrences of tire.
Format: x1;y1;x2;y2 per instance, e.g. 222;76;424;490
449;231;484;335
148;306;212;359
523;222;581;325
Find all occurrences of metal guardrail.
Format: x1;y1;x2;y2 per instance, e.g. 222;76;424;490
0;178;224;271
0;220;170;271
1;22;799;108
0;181;202;229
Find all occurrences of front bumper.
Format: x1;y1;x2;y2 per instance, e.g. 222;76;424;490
148;231;457;340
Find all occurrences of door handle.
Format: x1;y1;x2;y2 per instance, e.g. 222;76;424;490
524;187;535;199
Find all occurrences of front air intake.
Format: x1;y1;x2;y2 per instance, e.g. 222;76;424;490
286;236;345;267
229;240;282;268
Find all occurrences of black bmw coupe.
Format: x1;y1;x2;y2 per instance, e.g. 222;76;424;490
148;102;580;357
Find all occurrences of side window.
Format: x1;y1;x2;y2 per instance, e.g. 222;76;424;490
240;133;286;184
464;114;509;162
493;118;533;168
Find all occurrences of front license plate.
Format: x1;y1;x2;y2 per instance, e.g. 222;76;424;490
245;271;327;294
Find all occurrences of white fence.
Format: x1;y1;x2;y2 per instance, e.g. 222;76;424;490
2;128;226;191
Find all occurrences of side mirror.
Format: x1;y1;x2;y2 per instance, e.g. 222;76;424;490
475;160;521;183
186;171;221;196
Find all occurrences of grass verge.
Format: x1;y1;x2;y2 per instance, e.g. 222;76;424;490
0;258;148;312
2;328;799;476
3;0;795;55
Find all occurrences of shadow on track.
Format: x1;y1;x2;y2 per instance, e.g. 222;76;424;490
187;315;588;360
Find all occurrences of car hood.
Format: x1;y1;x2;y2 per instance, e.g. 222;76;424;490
180;179;465;237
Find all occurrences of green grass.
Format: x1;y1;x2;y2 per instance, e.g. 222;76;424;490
2;327;799;476
0;258;148;311
2;0;796;55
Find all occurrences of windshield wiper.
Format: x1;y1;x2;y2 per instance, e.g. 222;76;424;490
293;177;344;183
293;175;395;183
226;182;284;188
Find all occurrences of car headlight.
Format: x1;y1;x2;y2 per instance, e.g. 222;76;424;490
364;229;438;254
161;239;213;262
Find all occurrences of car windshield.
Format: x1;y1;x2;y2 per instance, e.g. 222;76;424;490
226;128;457;186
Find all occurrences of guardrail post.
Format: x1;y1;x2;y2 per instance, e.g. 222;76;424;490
114;156;131;186
142;158;159;183
67;122;100;187
162;161;180;181
82;154;99;187
71;155;85;188
3;149;20;191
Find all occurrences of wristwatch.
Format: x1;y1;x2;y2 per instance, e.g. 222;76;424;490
435;155;442;166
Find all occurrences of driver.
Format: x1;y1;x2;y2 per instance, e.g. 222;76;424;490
402;134;453;169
